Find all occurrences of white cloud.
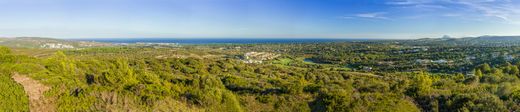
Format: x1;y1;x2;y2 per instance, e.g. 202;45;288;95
386;0;433;5
387;0;520;24
457;1;520;23
356;12;388;19
342;12;389;20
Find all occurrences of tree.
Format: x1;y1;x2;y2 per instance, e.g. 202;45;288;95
415;72;433;95
480;63;492;73
510;89;520;103
0;46;10;55
407;72;433;96
475;69;483;77
319;89;353;112
510;66;519;76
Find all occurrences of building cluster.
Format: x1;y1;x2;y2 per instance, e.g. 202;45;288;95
135;42;179;46
77;41;113;47
394;46;429;54
242;52;280;64
40;43;75;49
415;59;453;64
134;42;180;48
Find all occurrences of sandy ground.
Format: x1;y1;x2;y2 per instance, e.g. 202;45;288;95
12;73;54;112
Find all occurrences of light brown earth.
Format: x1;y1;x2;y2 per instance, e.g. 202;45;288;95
12;73;55;112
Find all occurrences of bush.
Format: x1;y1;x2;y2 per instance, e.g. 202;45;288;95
0;72;29;111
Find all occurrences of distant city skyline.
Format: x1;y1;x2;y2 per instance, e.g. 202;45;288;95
0;0;519;39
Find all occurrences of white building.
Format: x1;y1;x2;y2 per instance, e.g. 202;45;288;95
41;43;75;49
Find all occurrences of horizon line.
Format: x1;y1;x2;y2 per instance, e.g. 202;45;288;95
2;35;520;40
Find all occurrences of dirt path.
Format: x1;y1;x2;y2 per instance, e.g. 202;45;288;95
11;73;54;112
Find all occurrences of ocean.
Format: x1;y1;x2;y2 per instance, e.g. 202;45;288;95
72;38;374;44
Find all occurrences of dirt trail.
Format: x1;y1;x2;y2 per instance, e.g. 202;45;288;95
12;73;54;112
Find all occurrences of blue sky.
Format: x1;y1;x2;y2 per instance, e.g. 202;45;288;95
0;0;519;39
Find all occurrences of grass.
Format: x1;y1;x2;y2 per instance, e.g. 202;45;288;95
272;58;293;65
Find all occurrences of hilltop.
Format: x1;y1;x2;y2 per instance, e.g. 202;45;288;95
0;37;112;49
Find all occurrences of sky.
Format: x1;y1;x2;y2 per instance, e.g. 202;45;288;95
0;0;519;39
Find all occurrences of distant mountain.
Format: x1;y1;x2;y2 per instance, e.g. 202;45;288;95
405;35;520;46
474;36;520;41
0;37;112;48
441;35;453;39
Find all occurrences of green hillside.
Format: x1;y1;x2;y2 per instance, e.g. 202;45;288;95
2;38;520;111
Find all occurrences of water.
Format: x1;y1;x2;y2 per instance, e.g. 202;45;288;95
303;58;316;63
304;58;330;64
72;38;374;44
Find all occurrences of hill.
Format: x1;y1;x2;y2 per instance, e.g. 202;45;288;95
475;35;520;41
402;35;520;46
0;37;112;49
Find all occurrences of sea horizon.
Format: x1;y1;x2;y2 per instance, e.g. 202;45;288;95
70;38;390;44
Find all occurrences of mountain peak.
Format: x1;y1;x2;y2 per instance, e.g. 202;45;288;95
442;35;452;39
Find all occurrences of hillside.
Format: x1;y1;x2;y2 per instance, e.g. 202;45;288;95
1;37;520;111
3;36;520;111
0;37;112;49
402;36;520;46
476;36;520;41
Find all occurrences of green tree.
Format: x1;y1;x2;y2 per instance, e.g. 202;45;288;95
480;63;492;73
475;69;483;77
407;72;433;96
319;89;353;112
0;46;10;55
510;66;520;76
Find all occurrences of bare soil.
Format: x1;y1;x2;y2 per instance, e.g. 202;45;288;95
12;73;54;112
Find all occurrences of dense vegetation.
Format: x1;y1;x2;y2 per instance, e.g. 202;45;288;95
0;46;29;111
3;38;520;111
